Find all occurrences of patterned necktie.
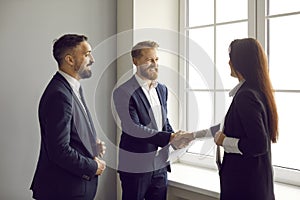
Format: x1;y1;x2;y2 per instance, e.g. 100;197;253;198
79;86;98;156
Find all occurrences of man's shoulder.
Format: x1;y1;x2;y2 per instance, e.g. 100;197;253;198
114;76;138;92
42;73;72;98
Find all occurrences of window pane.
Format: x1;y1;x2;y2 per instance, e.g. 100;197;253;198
188;0;214;27
187;91;214;131
216;0;248;23
269;0;300;15
187;91;215;155
216;22;248;89
215;91;232;123
188;27;214;61
268;14;300;90
272;92;300;170
188;63;212;90
188;27;214;90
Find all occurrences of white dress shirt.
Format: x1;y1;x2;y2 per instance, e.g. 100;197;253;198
135;74;163;131
58;70;87;114
222;80;245;155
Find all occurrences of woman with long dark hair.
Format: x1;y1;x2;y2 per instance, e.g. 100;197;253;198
214;38;278;200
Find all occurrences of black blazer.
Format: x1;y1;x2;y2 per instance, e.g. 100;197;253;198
113;76;174;174
220;83;275;200
30;72;98;199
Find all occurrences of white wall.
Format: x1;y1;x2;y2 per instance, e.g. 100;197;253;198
115;1;180;199
0;0;117;199
134;0;180;130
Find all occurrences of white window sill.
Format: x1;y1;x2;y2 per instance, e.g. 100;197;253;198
168;162;300;200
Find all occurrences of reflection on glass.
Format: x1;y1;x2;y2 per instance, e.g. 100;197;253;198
216;0;247;23
272;92;300;170
188;0;214;27
216;22;248;89
268;15;300;90
268;0;300;15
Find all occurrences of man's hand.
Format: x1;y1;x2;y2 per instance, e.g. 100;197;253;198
170;131;194;150
94;157;106;175
96;138;106;158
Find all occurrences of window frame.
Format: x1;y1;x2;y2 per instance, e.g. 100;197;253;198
179;0;300;187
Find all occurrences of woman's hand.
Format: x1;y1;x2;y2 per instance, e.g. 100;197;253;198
214;131;226;146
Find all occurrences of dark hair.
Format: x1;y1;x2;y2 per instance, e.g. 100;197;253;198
229;38;278;143
52;34;88;66
131;41;159;58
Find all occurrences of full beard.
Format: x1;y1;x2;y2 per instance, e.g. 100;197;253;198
140;66;158;80
79;69;92;79
76;64;92;79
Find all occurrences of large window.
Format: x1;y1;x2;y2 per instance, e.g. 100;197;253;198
180;0;300;186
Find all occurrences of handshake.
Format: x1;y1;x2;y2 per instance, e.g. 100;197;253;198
170;129;209;150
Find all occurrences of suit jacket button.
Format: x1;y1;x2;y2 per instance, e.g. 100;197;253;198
82;174;90;180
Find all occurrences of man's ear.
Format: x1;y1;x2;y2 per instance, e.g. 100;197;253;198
132;57;138;66
64;54;74;66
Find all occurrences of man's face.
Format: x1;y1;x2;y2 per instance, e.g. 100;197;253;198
134;48;158;81
72;41;95;79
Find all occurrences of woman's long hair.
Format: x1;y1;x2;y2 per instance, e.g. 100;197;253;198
229;38;278;143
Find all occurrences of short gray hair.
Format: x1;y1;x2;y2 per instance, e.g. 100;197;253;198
131;41;159;58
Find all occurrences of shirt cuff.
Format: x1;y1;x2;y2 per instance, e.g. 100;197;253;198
222;137;243;155
193;129;209;138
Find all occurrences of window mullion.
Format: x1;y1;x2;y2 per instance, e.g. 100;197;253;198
248;0;257;38
256;0;266;47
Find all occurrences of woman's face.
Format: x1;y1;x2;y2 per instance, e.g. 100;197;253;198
229;60;238;78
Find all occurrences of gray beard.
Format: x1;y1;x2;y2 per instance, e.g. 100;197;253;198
140;68;158;80
79;69;92;79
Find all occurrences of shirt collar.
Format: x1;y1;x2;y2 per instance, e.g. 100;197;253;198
135;74;158;90
58;70;81;92
229;79;245;97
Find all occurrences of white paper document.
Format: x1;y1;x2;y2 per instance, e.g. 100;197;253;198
168;140;195;162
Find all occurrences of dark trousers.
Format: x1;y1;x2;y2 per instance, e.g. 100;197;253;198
119;168;168;200
32;176;98;200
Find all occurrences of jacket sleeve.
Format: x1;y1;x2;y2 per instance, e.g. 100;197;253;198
43;91;97;179
235;90;270;157
113;87;171;147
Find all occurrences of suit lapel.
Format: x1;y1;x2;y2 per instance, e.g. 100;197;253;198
72;93;97;156
155;86;167;124
131;77;159;130
54;72;97;156
72;93;94;132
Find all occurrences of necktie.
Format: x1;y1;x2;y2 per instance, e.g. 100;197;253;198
79;86;98;156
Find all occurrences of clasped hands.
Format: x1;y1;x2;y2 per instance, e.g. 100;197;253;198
94;138;106;175
170;130;195;150
170;128;216;150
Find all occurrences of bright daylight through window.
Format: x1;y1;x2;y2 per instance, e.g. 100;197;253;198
180;0;300;186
